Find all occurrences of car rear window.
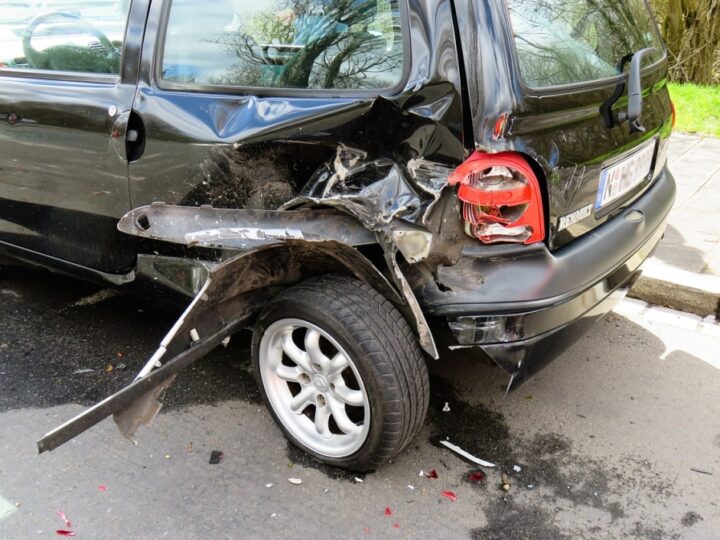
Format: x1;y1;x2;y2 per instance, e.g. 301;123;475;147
505;0;664;88
160;0;405;92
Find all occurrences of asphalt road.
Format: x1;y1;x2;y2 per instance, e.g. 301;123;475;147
0;265;719;539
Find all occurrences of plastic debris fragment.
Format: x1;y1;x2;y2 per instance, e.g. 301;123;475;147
57;510;71;528
354;477;364;483
55;531;76;537
384;507;393;516
442;490;457;502
439;440;495;468
442;402;451;412
468;471;485;483
265;483;274;488
427;469;438;479
393;523;400;529
288;478;303;485
501;472;511;492
73;369;93;374
209;450;224;464
513;465;522;473
98;485;107;492
407;485;415;490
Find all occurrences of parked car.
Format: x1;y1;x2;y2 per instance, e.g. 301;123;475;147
0;0;675;471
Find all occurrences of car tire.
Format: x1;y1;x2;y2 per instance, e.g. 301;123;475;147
252;274;429;471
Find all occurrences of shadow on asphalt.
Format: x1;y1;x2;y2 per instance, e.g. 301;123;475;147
1;265;713;538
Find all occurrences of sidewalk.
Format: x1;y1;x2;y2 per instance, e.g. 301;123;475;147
629;133;720;317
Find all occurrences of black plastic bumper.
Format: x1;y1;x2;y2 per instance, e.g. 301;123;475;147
418;167;676;390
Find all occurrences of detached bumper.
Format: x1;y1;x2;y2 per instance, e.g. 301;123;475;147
419;167;676;390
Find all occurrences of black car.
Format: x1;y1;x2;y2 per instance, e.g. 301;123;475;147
0;0;675;471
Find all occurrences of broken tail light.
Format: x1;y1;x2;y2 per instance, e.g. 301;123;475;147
449;151;545;244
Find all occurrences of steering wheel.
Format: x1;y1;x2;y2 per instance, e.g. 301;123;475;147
22;11;121;73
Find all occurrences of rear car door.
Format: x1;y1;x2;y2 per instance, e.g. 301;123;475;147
456;0;674;251
0;0;149;273
126;0;407;212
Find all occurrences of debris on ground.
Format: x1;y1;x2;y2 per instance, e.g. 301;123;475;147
427;469;438;479
407;485;415;490
265;483;273;488
56;510;71;528
442;402;451;412
208;450;224;465
439;439;495;468
467;471;485;483
393;523;400;529
69;289;117;307
72;369;93;375
354;477;363;483
98;485;107;492
55;531;76;537
690;468;712;475
105;363;113;373
288;478;302;485
186;442;193;453
501;472;511;492
418;470;424;477
442;490;457;502
384;507;393;516
513;465;522;473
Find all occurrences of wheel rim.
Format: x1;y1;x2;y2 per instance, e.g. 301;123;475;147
258;318;371;458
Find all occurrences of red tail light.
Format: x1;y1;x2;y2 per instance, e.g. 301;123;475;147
448;151;545;245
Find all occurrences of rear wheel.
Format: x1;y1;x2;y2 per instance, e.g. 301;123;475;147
252;274;429;471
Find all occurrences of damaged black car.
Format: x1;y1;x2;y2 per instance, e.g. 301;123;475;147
0;0;675;471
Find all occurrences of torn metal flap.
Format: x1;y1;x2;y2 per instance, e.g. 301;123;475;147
117;204;376;250
114;375;176;444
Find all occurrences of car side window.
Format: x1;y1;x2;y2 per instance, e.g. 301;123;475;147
160;0;405;91
0;1;130;75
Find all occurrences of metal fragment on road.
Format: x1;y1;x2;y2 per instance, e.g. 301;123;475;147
439;440;495;468
70;289;117;307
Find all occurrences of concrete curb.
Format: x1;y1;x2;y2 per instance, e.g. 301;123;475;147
629;259;720;318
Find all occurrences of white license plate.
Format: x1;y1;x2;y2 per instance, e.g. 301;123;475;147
595;141;656;209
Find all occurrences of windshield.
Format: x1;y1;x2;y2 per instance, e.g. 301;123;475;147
505;0;664;88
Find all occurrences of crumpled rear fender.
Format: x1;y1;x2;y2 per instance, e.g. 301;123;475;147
38;222;438;452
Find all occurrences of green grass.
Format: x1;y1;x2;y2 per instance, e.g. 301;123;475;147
668;83;720;137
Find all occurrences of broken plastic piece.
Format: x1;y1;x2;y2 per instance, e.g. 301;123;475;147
189;328;200;342
513;465;522;473
442;490;457;502
56;510;71;528
73;369;93;375
393;523;400;529
354;477;363;483
288;478;303;485
384;507;393;516
439;440;495;468
55;531;76;537
209;450;224;464
442;402;450;412
98;485;107;492
468;471;485;483
427;469;438;479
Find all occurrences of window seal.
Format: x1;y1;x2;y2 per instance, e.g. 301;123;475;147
152;0;412;98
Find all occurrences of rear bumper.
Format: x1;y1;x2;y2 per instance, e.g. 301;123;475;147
418;167;676;390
